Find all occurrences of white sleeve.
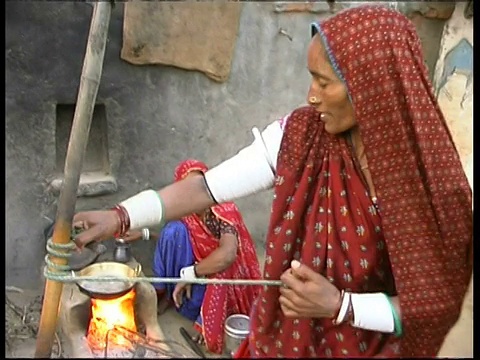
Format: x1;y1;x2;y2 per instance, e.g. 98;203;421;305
204;114;289;203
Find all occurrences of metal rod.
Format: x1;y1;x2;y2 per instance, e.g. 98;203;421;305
34;2;112;357
46;273;284;287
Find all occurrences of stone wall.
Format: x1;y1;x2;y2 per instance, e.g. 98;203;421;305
431;1;473;190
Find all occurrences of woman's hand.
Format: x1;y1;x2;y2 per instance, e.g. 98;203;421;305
172;283;192;308
72;210;120;248
122;230;143;242
279;260;342;319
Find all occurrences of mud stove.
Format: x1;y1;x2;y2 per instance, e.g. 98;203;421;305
57;256;197;358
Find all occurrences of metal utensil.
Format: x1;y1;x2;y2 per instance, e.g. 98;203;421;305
68;242;107;271
74;262;141;299
179;327;206;358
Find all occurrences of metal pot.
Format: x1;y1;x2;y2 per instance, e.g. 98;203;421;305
74;262;142;300
224;314;250;357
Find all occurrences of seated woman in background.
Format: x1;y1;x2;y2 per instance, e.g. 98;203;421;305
124;159;262;355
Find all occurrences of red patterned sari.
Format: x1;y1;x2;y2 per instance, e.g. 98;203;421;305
175;159;262;354
235;5;472;358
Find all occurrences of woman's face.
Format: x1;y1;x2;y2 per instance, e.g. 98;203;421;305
306;34;356;135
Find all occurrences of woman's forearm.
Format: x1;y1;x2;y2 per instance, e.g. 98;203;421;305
121;121;284;229
158;175;215;222
194;233;238;276
194;248;236;276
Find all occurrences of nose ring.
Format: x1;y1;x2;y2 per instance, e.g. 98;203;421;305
309;96;319;104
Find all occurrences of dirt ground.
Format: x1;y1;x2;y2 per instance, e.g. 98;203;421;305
5;278;473;358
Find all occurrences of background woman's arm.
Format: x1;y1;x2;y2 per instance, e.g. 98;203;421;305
193;233;238;276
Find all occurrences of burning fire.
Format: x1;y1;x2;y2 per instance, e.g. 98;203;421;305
87;289;137;350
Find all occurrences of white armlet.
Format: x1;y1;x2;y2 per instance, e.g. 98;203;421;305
204;119;284;203
350;292;395;333
252;120;284;173
120;189;164;230
179;265;197;281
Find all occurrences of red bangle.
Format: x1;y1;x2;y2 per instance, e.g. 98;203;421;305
112;204;130;238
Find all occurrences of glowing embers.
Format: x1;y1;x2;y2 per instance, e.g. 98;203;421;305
87;289;137;353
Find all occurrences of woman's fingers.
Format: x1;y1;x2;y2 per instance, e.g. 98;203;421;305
279;284;308;310
172;287;182;308
72;220;88;230
279;293;301;316
279;301;298;317
173;283;187;308
280;269;306;294
74;225;105;248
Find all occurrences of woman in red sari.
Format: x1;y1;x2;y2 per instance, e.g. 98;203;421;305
125;159;261;354
73;5;472;357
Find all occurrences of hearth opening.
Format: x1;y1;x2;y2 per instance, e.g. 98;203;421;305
87;288;138;353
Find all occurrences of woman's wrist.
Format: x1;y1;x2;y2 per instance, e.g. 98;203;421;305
111;205;130;237
330;289;344;319
193;264;199;277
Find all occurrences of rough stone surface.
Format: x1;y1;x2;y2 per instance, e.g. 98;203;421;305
273;1;333;14
49;173;118;197
397;2;456;20
432;2;473;173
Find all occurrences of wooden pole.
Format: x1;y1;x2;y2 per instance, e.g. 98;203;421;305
34;2;112;357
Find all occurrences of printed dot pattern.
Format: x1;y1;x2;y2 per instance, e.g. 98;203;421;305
243;5;472;358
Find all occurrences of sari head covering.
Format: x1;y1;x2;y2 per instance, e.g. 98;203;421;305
243;5;472;358
174;159;262;354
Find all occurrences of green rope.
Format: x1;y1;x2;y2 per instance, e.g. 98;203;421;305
44;237;77;272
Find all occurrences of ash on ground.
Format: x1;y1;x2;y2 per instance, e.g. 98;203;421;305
5;288;62;358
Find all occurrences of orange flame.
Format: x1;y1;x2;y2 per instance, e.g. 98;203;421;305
86;289;137;350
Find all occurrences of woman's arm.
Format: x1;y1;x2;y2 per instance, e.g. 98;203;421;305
193;233;238;276
279;260;403;335
159;174;214;222
73;118;286;247
147;119;285;220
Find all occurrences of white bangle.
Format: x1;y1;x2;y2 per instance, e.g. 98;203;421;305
179;265;197;281
334;291;351;325
141;228;150;241
350;292;395;333
120;190;164;230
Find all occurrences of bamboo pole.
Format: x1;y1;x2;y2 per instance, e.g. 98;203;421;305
34;2;112;357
